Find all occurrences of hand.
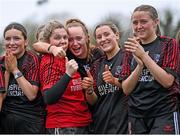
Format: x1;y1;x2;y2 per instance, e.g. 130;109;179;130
51;46;66;58
124;38;146;58
133;54;144;67
5;50;18;73
102;65;115;85
65;57;78;77
133;51;149;67
82;70;94;90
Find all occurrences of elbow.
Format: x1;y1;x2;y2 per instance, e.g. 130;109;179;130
27;94;37;101
162;80;174;88
32;43;37;50
123;89;131;96
161;76;174;88
122;84;130;96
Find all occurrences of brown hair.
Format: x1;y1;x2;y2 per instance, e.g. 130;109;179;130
43;20;66;43
176;30;180;45
35;24;45;41
132;5;161;36
3;22;27;40
94;22;120;45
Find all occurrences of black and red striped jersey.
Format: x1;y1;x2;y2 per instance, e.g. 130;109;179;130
121;36;179;118
1;51;45;122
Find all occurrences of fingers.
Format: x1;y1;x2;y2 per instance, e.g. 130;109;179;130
82;77;93;88
103;65;113;83
86;70;93;79
65;57;68;64
104;64;109;71
52;47;66;57
82;75;93;90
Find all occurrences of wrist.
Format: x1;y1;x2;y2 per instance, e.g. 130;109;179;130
49;46;56;54
13;71;23;79
47;44;52;52
86;88;94;95
65;72;72;77
140;52;148;61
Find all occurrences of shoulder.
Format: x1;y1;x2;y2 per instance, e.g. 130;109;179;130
23;51;40;65
91;46;104;56
159;36;176;45
90;46;105;61
26;50;40;60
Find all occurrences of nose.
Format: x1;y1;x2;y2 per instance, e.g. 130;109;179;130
101;35;106;41
137;23;142;29
71;39;78;46
9;38;15;44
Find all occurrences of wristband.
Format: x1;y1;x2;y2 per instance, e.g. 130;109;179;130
47;45;52;52
14;71;23;79
86;88;94;95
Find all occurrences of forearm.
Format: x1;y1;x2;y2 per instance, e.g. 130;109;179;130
43;73;71;105
0;93;7;111
32;42;52;54
85;89;98;105
113;77;122;88
141;53;174;88
13;69;38;101
122;65;143;95
16;76;38;101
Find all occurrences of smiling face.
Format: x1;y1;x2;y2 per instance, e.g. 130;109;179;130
49;28;69;51
132;11;159;44
4;28;27;58
95;25;119;58
68;26;88;59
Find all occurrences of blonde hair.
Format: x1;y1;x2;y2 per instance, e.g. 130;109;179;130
35;24;45;41
66;18;92;61
43;20;66;43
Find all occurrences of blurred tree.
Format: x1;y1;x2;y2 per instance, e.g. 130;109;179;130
0;39;4;56
23;21;39;51
160;9;180;37
160;9;173;37
174;20;180;37
37;0;48;6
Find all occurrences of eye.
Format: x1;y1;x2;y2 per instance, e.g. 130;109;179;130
140;20;148;24
53;35;61;40
13;36;21;41
96;35;102;40
132;21;138;25
75;36;82;41
63;35;68;40
69;37;73;42
104;32;110;37
5;37;11;41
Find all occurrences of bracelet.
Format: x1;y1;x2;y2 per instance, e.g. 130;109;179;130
14;71;23;79
47;44;52;52
86;89;94;95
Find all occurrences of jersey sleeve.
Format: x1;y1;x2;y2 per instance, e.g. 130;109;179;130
0;64;5;93
119;52;133;81
23;52;40;86
161;38;179;77
40;54;65;91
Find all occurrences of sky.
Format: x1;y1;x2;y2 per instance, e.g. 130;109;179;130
0;0;180;35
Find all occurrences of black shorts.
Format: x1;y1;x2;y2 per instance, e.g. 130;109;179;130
0;112;45;134
128;112;180;134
